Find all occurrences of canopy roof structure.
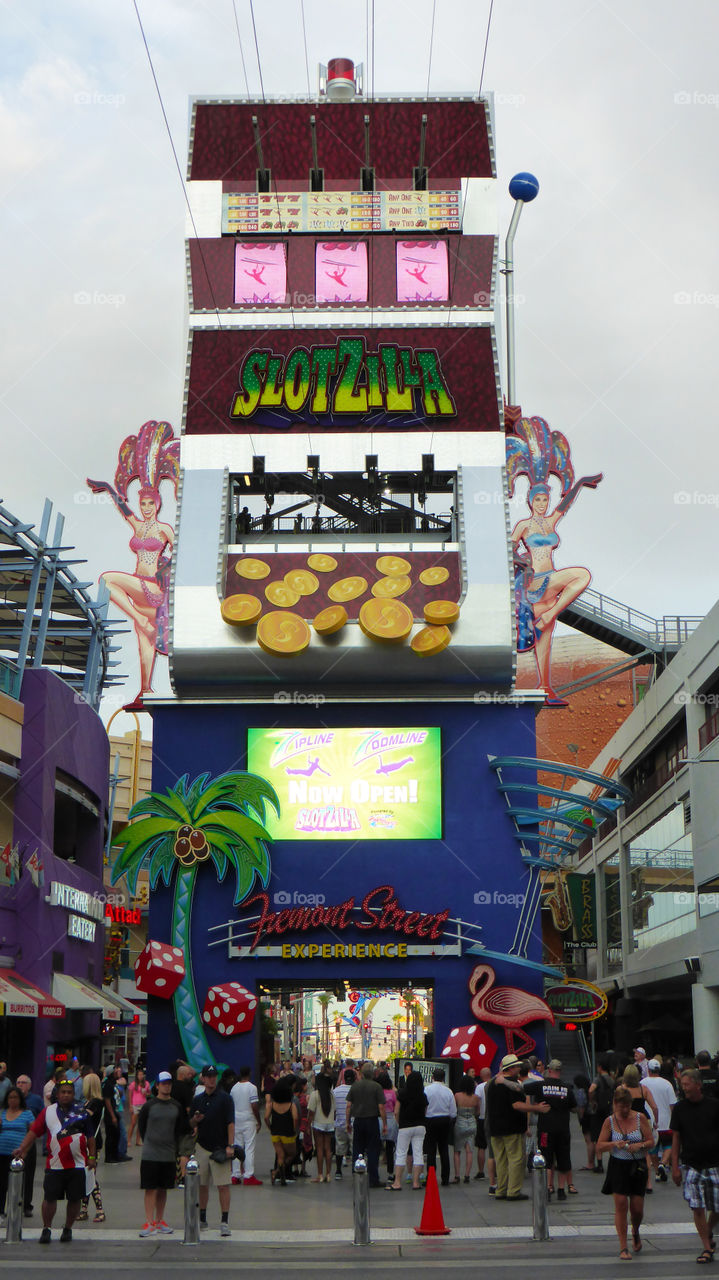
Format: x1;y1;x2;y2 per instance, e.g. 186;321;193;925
0;498;126;709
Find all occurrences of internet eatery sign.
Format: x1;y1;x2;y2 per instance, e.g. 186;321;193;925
184;326;501;434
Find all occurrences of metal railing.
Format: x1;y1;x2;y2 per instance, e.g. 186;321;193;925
567;587;702;651
230;511;453;540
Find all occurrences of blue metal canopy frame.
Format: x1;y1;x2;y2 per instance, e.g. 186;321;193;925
0;498;127;709
488;754;632;963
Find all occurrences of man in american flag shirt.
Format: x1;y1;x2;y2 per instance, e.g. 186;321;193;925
15;1078;97;1243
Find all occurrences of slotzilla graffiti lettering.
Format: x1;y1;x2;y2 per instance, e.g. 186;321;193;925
229;338;456;422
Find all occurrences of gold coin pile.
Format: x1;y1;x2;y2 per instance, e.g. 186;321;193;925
236;557;271;580
257;611;311;656
411;624;451;656
285;569;319;596
265;581;300;608
424;599;460;625
328;575;368;602
419;565;450;586
313;605;348;636
221;594;263;626
307;553;337;573
371;574;411;599
224;552;460;659
359;598;413;643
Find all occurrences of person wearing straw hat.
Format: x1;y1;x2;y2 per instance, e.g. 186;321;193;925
485;1054;549;1200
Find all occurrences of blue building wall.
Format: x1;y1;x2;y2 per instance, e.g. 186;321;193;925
149;700;544;1072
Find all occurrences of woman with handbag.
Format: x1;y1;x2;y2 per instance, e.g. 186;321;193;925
596;1085;654;1260
78;1075;106;1222
622;1065;659;1193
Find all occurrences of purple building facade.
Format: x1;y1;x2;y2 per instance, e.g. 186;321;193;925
1;669;109;1086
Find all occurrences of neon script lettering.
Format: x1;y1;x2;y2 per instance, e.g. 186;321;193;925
229;338;456;421
241;883;449;953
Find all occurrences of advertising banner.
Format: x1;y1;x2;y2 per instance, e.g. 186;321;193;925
544;979;608;1023
222;190;461;234
246;726;442;840
185;327;501;434
566;872;598;948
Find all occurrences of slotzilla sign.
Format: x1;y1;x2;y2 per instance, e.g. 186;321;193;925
185;327;501;434
544;981;608;1023
229;339;455;424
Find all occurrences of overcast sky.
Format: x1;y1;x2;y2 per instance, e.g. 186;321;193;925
2;0;717;717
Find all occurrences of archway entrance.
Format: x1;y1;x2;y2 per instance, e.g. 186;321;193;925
258;980;434;1072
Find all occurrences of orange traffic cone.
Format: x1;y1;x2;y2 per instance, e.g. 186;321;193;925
414;1166;451;1236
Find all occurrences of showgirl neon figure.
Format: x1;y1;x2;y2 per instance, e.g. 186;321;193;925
507;416;601;706
87;420;180;705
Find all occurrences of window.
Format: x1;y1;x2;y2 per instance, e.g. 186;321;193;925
603;855;622;971
629;805;694;951
315;241;368;303
234;242;287;304
396;240;449;302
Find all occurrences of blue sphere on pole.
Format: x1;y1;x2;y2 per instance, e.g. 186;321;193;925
509;172;539;203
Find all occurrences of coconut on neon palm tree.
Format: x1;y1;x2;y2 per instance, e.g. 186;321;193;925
110;770;279;1067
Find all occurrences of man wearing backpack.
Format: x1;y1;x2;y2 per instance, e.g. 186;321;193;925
586;1055;615;1173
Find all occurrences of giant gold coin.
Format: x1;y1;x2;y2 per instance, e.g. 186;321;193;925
424;599;460;625
284;568;319;596
411;624;451;656
419;565;450;586
328;575;368;602
221;594;262;626
359;598;413;643
371;574;411;599
313;605;348;636
376;555;411;576
307;553;337;573
265;580;301;608
257;611;311;657
236;557;271;580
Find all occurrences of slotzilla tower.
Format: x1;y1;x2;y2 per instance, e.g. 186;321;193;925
145;62;547;1072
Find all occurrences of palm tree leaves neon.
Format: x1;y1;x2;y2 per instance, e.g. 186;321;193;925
110;770;280;903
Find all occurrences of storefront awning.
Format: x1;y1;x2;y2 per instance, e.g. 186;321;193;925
0;969;65;1018
51;974;137;1021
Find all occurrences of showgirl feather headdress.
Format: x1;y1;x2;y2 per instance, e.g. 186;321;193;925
114;421;180;507
506;416;574;501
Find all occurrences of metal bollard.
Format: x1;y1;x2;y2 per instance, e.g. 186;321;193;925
183;1156;200;1245
531;1150;550;1241
4;1158;24;1243
352;1154;371;1246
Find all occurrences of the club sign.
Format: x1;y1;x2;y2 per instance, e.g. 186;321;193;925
544;980;608;1023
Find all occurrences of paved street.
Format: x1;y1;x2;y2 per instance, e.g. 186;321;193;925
1;1128;713;1277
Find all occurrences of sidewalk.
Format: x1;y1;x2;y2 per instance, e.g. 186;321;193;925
13;1128;694;1245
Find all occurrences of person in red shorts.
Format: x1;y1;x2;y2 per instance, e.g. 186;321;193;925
14;1079;97;1244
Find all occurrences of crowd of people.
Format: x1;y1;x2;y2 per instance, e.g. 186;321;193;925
2;1044;719;1262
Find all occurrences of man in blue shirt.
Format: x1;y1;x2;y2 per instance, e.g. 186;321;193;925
191;1066;235;1236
